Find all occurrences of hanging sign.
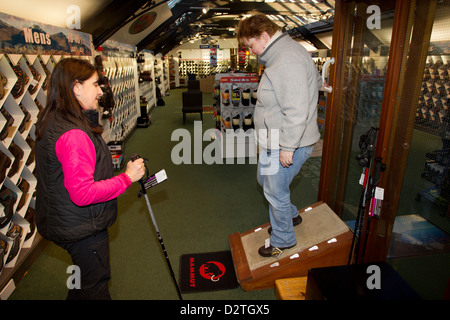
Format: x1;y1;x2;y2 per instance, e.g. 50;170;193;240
238;45;246;66
210;47;217;67
0;12;93;56
100;39;137;58
199;45;220;49
220;76;259;84
110;3;172;46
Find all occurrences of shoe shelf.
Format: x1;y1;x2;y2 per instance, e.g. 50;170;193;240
162;56;170;94
101;56;139;143
178;59;231;79
0;52;54;295
415;55;450;214
154;54;170;97
168;55;180;88
415;56;449;136
137;51;157;115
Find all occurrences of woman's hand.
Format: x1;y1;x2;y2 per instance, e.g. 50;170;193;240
280;149;294;168
125;158;146;182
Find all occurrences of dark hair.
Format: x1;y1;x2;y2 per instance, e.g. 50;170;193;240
35;58;102;140
236;13;281;44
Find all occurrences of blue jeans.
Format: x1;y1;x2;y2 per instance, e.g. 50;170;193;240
257;146;314;248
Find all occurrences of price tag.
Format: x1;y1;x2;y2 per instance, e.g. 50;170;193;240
374;187;384;200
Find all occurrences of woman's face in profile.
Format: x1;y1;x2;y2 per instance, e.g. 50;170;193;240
73;72;103;110
242;31;270;56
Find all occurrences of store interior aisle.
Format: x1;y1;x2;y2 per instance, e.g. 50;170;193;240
9;88;322;300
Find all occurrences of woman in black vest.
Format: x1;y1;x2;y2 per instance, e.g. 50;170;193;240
35;58;145;299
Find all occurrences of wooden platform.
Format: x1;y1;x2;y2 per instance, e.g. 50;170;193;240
228;201;353;291
275;277;308;300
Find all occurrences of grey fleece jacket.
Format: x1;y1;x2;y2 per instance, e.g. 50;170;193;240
255;32;321;151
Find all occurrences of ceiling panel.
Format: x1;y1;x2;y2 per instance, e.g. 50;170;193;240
0;0;113;29
0;0;337;54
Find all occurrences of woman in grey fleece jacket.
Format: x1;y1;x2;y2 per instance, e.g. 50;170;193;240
237;13;322;257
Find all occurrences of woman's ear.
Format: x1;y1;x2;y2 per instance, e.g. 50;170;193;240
260;31;270;42
73;81;81;97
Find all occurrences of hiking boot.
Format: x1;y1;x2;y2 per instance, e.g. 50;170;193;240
0;150;12;183
268;214;303;235
258;244;296;258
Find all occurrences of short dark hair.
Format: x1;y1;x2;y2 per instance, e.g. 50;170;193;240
236;13;281;44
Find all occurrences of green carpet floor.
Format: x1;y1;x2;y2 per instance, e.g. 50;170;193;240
9;88;322;300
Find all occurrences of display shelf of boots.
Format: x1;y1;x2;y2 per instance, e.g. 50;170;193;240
137;52;157;115
415;55;450;214
0;52;51;297
101;56;139;143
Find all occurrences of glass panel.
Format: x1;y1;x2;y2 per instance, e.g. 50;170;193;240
388;0;450;258
332;2;396;224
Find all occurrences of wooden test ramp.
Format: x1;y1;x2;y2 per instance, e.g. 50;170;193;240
228;201;353;291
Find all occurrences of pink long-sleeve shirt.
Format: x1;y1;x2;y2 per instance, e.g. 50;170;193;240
55;129;131;206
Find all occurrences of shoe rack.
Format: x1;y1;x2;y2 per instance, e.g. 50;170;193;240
168;55;180;88
415;55;450;212
154;54;170;97
178;60;231;79
101;56;139;144
415;56;449;134
137;51;157;116
0;52;55;296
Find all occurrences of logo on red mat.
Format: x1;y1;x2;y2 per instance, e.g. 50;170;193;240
199;261;226;282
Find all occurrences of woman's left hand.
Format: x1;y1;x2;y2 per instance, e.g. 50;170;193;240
280;150;294;168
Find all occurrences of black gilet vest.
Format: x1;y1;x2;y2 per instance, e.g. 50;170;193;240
35;112;116;243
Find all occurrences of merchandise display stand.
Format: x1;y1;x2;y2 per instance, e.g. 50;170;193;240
415;55;450;214
99;39;140;144
228;201;353;291
0;51;59;298
216;74;258;160
137;50;157;115
155;53;170;97
168;55;180;88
